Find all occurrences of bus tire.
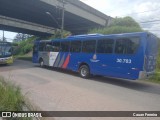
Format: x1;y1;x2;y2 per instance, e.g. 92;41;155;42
39;59;44;67
79;65;90;79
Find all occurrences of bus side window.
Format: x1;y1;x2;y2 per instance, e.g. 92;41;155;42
82;40;96;53
39;42;46;51
97;39;114;54
70;41;81;53
61;41;70;52
52;42;60;52
46;42;53;52
115;37;140;54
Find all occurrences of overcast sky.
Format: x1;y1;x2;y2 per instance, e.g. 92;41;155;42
1;0;160;42
80;0;160;37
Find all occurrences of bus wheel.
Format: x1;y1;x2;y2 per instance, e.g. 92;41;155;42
79;65;90;78
39;59;44;67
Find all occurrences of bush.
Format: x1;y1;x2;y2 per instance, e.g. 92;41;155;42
0;77;33;120
157;55;160;71
157;40;160;71
23;44;33;54
89;26;142;35
89;16;143;35
109;16;141;28
149;72;160;83
13;36;36;55
0;77;24;111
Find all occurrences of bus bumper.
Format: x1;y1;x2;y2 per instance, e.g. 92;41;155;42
0;56;13;64
138;71;147;79
138;71;154;79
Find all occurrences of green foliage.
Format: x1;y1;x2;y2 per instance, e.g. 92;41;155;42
157;40;160;71
109;16;141;28
0;77;24;111
48;30;71;39
157;56;160;71
18;56;32;61
0;77;32;120
148;38;160;83
89;16;143;34
13;36;36;55
23;44;33;54
89;26;142;35
11;42;18;46
149;72;160;83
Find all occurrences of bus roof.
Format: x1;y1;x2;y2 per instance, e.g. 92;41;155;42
65;32;149;40
37;32;151;42
67;33;104;38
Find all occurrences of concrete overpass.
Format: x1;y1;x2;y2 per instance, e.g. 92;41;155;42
0;0;112;36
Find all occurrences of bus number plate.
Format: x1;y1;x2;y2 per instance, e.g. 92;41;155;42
116;59;132;64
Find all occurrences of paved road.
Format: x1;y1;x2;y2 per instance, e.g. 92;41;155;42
1;60;160;120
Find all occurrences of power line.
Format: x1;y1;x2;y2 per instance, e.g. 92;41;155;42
126;8;160;16
146;30;160;31
140;19;160;23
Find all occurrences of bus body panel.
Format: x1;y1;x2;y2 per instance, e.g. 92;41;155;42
145;34;158;73
92;33;145;79
94;54;141;79
67;53;82;71
137;33;159;79
53;52;69;68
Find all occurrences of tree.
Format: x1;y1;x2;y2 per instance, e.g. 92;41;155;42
109;16;141;28
13;33;32;42
89;16;143;34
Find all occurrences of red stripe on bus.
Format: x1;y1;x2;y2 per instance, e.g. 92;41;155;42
62;54;70;69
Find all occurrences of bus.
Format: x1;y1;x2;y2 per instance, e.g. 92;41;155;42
0;41;13;65
32;32;158;80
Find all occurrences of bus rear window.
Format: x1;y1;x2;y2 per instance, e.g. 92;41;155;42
115;37;140;54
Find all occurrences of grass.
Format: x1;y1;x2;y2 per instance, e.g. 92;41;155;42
0;77;24;111
15;51;32;62
0;76;32;120
148;70;160;84
17;56;32;61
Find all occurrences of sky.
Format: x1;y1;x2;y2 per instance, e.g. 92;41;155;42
80;0;160;37
1;0;160;41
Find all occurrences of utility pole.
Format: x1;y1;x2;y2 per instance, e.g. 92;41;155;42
58;0;66;39
46;12;60;38
3;30;4;41
61;0;65;39
46;12;60;29
46;0;66;39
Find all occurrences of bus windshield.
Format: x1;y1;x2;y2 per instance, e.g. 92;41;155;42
0;42;12;57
